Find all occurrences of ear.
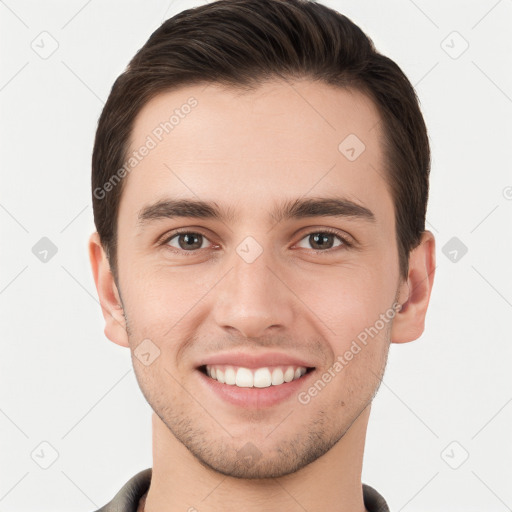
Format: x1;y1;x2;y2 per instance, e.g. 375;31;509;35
391;230;436;344
88;232;129;348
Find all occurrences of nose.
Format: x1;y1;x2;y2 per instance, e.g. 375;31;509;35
212;246;295;339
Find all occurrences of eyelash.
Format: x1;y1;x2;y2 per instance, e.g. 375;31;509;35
158;228;353;256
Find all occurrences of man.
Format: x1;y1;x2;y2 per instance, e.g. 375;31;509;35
88;0;436;510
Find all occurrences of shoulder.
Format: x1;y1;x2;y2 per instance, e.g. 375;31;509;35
92;468;152;512
362;483;390;512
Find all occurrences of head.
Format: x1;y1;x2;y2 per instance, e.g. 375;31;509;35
89;0;435;479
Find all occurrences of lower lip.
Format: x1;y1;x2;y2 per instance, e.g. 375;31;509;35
196;368;316;408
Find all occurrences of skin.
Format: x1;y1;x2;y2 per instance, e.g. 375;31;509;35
89;79;435;512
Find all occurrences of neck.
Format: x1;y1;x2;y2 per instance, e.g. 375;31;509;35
143;407;370;512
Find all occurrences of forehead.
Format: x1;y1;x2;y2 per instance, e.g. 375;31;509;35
120;79;392;227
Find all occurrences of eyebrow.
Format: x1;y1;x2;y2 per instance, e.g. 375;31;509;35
137;196;376;229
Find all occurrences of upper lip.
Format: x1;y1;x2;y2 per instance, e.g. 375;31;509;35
197;351;317;370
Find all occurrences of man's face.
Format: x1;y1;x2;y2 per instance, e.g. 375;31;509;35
113;80;406;478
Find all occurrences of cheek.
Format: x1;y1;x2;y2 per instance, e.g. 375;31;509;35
305;262;396;353
120;262;217;338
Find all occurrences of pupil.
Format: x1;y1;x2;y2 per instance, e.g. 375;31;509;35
180;233;201;250
311;233;333;250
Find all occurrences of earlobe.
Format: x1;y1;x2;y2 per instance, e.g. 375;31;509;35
88;232;130;348
391;230;436;344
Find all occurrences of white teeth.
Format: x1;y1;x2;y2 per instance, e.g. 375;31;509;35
284;367;295;382
236;367;255;388
253;368;272;388
225;367;236;385
205;365;309;388
271;368;284;386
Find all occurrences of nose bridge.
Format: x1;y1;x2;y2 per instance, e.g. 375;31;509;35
212;238;294;338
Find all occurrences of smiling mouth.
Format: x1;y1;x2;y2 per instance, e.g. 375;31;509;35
198;364;315;388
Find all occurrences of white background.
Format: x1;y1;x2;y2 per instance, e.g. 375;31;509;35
1;0;511;510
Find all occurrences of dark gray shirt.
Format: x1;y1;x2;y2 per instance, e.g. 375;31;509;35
93;468;390;512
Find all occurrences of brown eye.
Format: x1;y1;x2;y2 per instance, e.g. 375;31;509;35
296;230;351;251
166;232;210;251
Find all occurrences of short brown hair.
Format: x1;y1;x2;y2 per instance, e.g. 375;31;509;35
91;0;430;284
